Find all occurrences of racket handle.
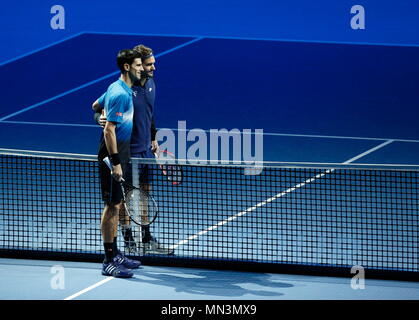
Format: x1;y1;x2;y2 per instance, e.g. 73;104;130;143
103;157;112;170
103;157;125;182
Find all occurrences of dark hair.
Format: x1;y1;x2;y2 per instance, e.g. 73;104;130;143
133;44;153;60
116;49;142;73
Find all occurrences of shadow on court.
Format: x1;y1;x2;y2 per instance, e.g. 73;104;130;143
129;268;292;297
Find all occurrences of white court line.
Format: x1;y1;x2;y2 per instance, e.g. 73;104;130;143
60;38;203;301
169;139;394;250
165;127;418;143
4;146;416;168
2;120;419;143
62;139;393;299
85;31;419;48
170;168;333;250
0;120;97;128
63;277;114;300
0;147;97;161
0;37;203;121
342;140;394;164
0;32;85;66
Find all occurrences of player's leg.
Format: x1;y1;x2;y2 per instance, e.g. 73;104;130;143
100;201;133;278
138;162;174;255
118;163;137;252
99;158;136;277
140;182;152;241
101;202;119;262
119;206;136;252
112;205;141;269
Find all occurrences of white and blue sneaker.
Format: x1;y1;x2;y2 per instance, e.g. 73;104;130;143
114;252;141;269
102;257;134;278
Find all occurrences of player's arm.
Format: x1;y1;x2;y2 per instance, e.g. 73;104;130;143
103;93;126;181
93;101;105;127
150;116;159;153
103;121;122;181
92;93;107;128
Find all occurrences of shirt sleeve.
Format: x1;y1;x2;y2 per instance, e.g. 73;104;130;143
97;92;106;108
106;93;130;124
92;93;105;124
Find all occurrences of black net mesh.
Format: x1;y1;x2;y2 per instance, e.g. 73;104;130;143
0;150;418;277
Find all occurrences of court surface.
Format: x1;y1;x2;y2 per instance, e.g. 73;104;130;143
0;33;418;300
0;258;418;300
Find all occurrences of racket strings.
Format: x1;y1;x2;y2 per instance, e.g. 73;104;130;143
156;150;183;185
161;164;183;183
124;188;157;226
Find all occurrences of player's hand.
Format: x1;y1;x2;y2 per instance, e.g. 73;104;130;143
151;140;159;154
99;110;107;128
112;164;123;182
99;114;107;128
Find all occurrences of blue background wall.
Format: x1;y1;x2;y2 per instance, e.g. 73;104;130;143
1;0;418;63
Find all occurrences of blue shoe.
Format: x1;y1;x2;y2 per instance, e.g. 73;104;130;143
115;252;141;269
102;258;134;278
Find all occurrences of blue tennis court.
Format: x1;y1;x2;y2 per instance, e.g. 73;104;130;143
1;33;419;161
0;30;418;302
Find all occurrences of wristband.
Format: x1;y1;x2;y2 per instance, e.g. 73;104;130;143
109;153;121;166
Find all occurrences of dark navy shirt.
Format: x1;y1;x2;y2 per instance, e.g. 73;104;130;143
131;78;156;155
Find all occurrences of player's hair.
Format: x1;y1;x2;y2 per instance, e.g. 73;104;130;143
116;49;142;73
133;44;153;60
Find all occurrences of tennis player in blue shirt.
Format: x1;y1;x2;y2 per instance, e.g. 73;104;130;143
97;49;143;278
93;45;173;256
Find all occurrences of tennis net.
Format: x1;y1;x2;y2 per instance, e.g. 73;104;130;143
0;148;418;280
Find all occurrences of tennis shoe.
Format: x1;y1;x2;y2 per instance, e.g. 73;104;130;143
141;236;174;255
102;258;134;278
124;240;138;254
114;252;141;269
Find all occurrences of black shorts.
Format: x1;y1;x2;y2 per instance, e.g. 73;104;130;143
98;150;154;204
124;162;150;186
127;149;156;186
98;158;127;205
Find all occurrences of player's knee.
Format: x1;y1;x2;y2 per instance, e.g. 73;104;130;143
105;201;123;216
141;183;150;192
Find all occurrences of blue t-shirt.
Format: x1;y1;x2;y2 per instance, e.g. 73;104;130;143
102;79;134;161
98;78;156;157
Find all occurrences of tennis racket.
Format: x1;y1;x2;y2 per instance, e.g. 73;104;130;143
103;157;158;226
154;149;183;185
